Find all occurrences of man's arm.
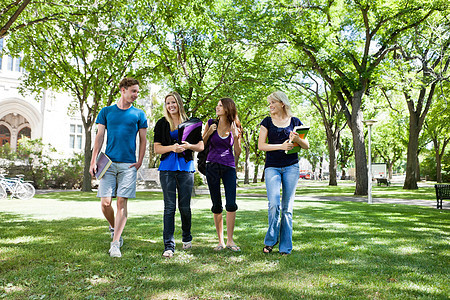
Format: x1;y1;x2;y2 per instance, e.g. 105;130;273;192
89;124;106;176
131;127;147;170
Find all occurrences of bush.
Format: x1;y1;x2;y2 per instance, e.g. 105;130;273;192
0;139;84;189
47;153;84;189
194;172;204;187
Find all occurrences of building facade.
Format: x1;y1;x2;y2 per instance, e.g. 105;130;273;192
0;38;85;158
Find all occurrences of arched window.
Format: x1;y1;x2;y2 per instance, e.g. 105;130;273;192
18;127;31;140
0;125;11;146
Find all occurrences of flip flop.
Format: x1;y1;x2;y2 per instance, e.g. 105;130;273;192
213;245;225;251
226;245;241;252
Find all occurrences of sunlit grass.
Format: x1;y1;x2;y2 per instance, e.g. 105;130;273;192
1;200;449;299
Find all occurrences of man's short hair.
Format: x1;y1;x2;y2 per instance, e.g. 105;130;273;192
119;77;140;90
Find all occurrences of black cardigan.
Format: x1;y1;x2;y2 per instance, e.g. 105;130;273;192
153;117;200;162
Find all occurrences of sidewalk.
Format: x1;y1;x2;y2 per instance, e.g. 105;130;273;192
0;187;444;220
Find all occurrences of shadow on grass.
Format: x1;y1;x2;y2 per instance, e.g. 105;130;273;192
33;191;164;202
0;202;449;299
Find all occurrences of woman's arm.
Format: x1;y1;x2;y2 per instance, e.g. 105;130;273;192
231;122;241;159
154;142;185;154
257;125;294;152
290;132;310;150
181;140;204;152
202;122;217;144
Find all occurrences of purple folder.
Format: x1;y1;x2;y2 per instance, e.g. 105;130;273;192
178;117;203;143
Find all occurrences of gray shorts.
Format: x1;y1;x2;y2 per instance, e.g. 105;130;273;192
97;162;137;199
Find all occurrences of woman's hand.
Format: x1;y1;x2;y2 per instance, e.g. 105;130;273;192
208;123;217;135
281;139;294;151
289;131;299;143
172;143;186;153
181;141;192;150
231;122;241;139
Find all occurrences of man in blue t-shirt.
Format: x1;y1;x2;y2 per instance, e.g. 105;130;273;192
89;77;148;258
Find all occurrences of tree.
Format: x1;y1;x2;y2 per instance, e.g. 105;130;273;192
337;133;354;179
263;0;442;195
0;0;89;39
424;92;450;182
387;12;450;188
292;74;347;185
372;113;405;179
7;0;156;191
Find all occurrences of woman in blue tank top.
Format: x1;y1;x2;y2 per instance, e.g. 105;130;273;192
202;98;242;252
258;91;309;255
154;92;204;258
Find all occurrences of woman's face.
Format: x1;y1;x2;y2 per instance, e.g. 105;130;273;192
269;99;284;115
165;96;179;116
216;100;225;117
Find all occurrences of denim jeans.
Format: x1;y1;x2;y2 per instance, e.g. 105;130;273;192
264;163;299;254
206;162;238;214
159;171;194;252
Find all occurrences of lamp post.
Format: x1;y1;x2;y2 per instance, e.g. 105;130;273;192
363;119;377;204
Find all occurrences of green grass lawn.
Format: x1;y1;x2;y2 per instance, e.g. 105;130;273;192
1;186;449;299
34;181;438;202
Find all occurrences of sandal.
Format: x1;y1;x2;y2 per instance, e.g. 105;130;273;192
213;245;225;251
162;249;174;258
226;245;241;252
263;245;274;253
280;252;290;256
182;241;192;250
263;242;278;254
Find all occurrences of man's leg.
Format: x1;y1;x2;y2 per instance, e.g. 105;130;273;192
101;197;115;228
113;196;128;243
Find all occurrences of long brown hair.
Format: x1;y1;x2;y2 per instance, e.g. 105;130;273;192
219;97;242;137
164;91;188;131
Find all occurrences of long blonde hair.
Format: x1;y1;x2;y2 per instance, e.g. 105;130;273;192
164;91;188;131
267;91;293;117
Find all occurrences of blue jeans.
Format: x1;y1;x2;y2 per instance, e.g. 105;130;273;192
264;163;299;254
206;163;238;214
159;171;194;252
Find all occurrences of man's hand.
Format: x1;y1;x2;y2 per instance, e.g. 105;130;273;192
130;161;142;170
89;163;97;177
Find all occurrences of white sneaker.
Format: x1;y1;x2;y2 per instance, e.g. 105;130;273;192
182;241;192;250
109;226;123;247
109;241;121;258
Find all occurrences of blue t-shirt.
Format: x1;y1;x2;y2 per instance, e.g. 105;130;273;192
260;116;302;168
158;129;195;172
96;104;148;163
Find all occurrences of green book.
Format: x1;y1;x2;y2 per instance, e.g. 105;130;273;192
286;125;310;154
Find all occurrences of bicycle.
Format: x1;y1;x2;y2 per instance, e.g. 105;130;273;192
0;174;35;200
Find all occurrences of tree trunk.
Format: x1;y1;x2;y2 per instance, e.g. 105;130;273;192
434;139;442;183
415;153;421;182
350;91;368;195
403;121;420;189
82;130;92;192
388;161;394;180
253;164;259;183
326;134;338;186
244;144;250;184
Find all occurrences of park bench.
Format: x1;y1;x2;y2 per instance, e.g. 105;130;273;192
434;184;450;209
376;178;390;186
137;168;160;189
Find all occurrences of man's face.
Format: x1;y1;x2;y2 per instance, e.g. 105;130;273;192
122;84;139;104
